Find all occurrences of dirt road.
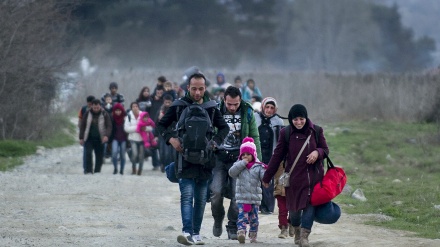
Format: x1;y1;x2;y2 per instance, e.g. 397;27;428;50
1;144;439;247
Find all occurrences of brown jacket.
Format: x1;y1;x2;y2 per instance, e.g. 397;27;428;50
79;109;112;142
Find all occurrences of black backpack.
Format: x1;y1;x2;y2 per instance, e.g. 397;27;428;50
174;99;217;165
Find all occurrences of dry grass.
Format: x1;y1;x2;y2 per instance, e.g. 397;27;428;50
71;68;440;123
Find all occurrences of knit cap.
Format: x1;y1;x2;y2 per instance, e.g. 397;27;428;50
239;137;257;161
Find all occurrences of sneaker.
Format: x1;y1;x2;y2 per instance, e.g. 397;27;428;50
192;234;205;245
177;232;194;246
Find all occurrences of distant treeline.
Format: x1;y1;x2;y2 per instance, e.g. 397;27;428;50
71;0;436;72
74;68;440;124
1;0;438;141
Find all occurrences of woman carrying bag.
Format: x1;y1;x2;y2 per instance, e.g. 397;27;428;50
262;104;338;247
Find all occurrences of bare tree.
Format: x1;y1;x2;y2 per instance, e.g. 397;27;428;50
0;0;78;140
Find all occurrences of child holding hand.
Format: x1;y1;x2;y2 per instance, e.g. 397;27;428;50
228;137;266;244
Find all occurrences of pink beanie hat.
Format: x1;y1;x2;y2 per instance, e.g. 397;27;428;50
239;137;257;161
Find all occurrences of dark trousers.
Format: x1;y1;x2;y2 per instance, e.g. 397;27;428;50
260;180;275;213
84;139;104;173
210;159;238;231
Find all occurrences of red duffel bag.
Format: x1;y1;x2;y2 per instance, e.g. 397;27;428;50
311;153;347;206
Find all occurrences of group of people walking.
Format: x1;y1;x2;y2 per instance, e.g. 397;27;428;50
78;68;332;246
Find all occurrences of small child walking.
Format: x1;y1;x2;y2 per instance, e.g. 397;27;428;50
228;137;266;244
136;111;157;148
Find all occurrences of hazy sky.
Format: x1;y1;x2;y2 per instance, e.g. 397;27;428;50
383;0;440;65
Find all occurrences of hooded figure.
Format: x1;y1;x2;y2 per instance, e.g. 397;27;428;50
136;111;157;148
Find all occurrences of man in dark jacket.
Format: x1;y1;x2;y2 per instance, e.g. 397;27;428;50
79;99;112;174
156;72;229;245
211;86;261;240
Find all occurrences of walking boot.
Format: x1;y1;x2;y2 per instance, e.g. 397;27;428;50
132;167;137;175
237;230;246;244
293;226;301;244
226;225;238;240
289;224;294;237
212;219;223;237
249;232;257;243
113;168;118;175
137;168;142;175
278;225;288;239
299;228;311;247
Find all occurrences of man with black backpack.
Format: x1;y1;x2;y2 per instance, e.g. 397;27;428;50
211;86;262;240
156;72;229;245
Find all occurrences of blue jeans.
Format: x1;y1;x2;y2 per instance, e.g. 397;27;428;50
112;140;126;173
130;141;144;171
289;204;316;230
209;159;238;230
179;178;209;235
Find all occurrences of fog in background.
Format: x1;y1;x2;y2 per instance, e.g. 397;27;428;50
72;0;438;72
68;0;440;122
2;0;440;140
380;0;440;65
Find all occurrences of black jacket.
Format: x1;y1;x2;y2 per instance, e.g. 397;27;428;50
156;93;229;179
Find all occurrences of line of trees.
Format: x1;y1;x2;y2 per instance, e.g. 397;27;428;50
72;0;435;72
0;0;78;140
0;0;437;140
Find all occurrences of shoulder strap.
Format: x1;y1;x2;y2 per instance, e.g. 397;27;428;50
284;125;291;144
313;124;321;146
286;134;311;176
81;106;87;116
171;99;190;107
200;100;218;109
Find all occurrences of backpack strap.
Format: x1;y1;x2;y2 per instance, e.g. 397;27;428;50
313;124;321;146
172;99;190;120
200;100;217;126
284;125;291;144
81;106;88;117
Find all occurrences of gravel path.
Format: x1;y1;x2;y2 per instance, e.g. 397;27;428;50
1;144;439;247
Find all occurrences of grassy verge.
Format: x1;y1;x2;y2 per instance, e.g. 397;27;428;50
0;115;76;171
324;120;440;239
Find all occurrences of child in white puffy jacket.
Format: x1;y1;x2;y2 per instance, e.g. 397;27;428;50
228;137;266;244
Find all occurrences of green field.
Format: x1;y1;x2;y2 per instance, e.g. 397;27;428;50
324;120;440;238
0;116;76;171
